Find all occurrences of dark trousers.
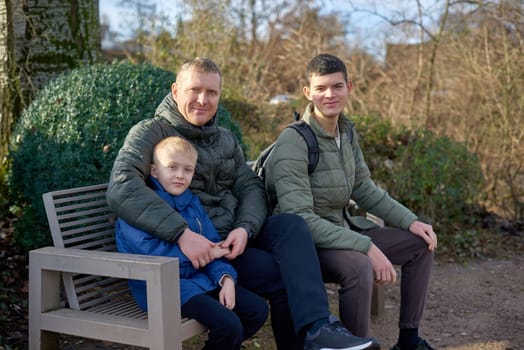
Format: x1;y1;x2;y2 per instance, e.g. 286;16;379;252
181;286;268;350
318;226;434;337
231;214;330;350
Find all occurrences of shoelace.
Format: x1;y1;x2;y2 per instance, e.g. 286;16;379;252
326;321;354;336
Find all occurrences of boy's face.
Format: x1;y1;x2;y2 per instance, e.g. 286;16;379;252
303;72;352;119
171;69;221;126
151;150;196;196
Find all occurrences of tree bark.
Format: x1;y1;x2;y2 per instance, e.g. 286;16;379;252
0;0;100;167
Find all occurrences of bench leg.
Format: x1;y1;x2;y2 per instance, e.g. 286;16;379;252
29;253;61;350
371;282;385;317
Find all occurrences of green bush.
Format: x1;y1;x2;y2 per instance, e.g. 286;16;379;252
353;115;485;255
8;61;243;250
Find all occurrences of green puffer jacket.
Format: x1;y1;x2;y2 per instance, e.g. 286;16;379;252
265;103;417;253
107;93;267;242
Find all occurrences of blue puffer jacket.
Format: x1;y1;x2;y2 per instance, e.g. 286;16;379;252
115;177;237;311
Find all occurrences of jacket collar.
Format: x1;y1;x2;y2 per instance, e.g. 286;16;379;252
302;102;354;138
147;176;194;211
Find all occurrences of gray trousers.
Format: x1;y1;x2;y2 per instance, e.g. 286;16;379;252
317;226;434;337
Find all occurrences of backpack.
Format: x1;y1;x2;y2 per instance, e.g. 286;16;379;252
252;112;353;182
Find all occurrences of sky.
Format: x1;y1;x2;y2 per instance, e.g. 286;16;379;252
99;0;441;58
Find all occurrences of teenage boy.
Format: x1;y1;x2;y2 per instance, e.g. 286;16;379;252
264;53;437;350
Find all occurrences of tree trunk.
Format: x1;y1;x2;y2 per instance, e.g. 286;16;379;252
0;0;100;169
1;0;13;169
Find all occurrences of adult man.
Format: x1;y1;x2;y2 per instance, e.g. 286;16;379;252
264;53;437;350
107;57;379;350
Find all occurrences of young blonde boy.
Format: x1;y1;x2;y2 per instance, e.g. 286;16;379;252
116;136;268;350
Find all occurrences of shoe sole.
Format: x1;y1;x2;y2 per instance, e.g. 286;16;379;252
316;340;377;350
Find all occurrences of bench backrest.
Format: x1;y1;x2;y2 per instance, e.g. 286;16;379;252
42;183;133;311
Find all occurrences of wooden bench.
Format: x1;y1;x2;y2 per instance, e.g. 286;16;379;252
28;182;384;350
28;183;207;350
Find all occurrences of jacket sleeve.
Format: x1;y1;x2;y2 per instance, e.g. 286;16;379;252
107;119;187;242
230;134;268;237
351;177;418;230
204;259;238;286
266;129;372;253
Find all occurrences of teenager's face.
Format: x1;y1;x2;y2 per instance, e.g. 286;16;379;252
151;150;196;196
303;72;352;119
171;69;221;126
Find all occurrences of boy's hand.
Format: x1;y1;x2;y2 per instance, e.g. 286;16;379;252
409;220;438;251
367;243;397;285
210;245;231;260
220;228;248;259
219;276;235;310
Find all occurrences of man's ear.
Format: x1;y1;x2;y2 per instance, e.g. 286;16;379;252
303;86;312;101
347;80;353;93
171;82;178;101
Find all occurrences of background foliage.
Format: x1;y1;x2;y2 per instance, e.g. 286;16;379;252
353;115;486;257
2;0;523;259
7;61;243;249
104;0;523;222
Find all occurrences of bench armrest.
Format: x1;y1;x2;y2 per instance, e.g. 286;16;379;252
29;246;179;280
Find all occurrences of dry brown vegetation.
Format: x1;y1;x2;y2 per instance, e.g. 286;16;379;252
105;0;524;221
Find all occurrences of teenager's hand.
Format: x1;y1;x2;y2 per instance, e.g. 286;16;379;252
409;220;438;251
178;228;215;269
367;243;397;285
220;228;248;260
219;276;236;310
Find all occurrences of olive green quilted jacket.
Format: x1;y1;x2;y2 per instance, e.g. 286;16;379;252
107;93;267;242
265;103;417;253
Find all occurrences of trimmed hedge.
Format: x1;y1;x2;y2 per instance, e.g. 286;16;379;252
8;61;243;249
354;115;485;249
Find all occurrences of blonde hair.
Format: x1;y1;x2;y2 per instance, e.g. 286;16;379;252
153;136;198;165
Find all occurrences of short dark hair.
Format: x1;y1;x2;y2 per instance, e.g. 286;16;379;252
306;53;348;84
177;57;222;86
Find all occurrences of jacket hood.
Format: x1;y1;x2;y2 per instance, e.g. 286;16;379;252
155;93;219;141
147;176;195;212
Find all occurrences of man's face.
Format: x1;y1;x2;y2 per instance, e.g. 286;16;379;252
151;150;196;196
171;69;221;126
303;72;352;119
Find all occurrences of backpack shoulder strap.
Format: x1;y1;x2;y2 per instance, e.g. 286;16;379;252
347;125;354;145
287;120;319;174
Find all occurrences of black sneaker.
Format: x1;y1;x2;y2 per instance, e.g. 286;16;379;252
390;339;435;350
304;315;381;350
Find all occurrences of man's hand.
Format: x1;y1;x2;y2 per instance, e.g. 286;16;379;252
220;227;249;260
367;243;397;285
178;228;215;269
219;276;235;310
409;220;438;251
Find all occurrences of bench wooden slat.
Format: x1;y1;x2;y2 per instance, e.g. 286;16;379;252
62;229;114;246
57;212;115;231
